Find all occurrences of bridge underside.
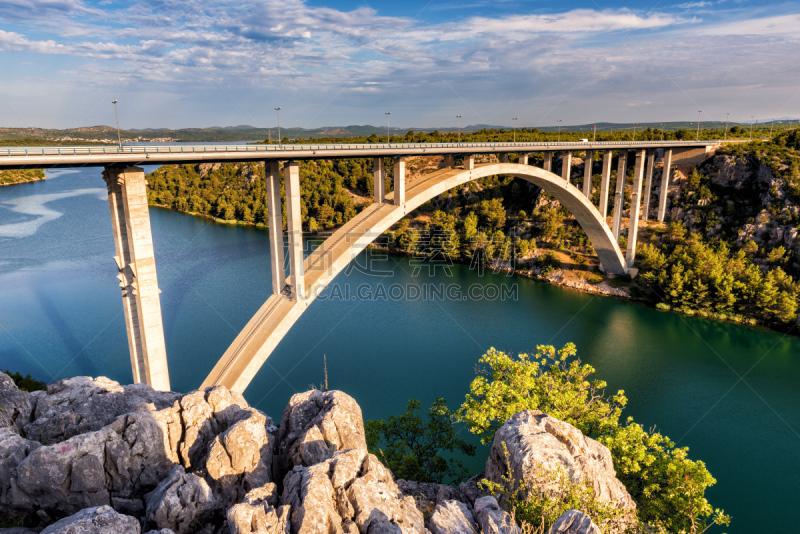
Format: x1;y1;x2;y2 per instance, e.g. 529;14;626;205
201;161;629;393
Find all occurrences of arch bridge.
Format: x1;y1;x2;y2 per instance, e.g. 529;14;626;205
0;140;717;392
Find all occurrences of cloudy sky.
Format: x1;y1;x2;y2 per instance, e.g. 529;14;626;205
1;0;799;130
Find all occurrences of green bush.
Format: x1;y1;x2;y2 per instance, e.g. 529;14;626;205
2;370;47;392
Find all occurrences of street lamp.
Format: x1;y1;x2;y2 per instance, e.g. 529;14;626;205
769;118;776;139
512;118;518;142
592;125;597;142
696;110;702;141
633;123;637;141
274;107;282;146
456;115;462;143
385;112;391;144
660;122;664;141
557;119;562;142
750;115;755;140
724;112;730;141
111;100;121;148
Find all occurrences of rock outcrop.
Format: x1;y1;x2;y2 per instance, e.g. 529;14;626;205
485;411;635;517
547;510;602;534
428;499;478;534
274;390;367;484
474;496;520;534
39;505;140;534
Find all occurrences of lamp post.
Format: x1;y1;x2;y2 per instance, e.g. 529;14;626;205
111;100;121;148
274;107;281;146
385;112;391;144
769;118;776;139
724;112;730;141
750;115;755;141
660;122;664;141
633;123;637;141
456;115;462;143
557;119;562;142
512;117;518;142
592;125;597;142
696;110;702;141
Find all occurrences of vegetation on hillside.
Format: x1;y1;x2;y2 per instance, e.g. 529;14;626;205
366;344;729;534
0;169;45;186
1;370;47;392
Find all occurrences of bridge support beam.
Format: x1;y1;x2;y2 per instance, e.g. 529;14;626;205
284;161;305;301
611;150;628;241
583;150;593;199
499;153;509;163
443;155;455;167
465;155;475;170
373;158;385;203
626;150;646;268
561;152;572;182
103;166;170;391
543;151;553;172
266;162;285;295
642;151;655;222
599;151;612;220
657;149;672;223
519;153;529;165
394;157;406;205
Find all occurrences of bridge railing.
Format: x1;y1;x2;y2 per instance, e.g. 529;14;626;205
0;139;721;158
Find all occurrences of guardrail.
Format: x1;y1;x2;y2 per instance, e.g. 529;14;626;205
0;140;720;158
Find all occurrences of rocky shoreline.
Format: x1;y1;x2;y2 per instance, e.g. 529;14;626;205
0;371;634;534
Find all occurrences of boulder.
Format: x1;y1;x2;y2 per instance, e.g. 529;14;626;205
485;411;635;517
474;496;519;534
457;473;487;506
0;426;41;515
274;390;366;482
23;377;180;443
39;505;140;534
144;465;216;534
429;499;478;534
281;448;426;534
0;371;36;429
547;510;602;534
226;485;288;534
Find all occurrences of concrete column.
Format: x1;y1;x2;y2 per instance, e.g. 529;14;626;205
642;150;655;221
626;150;646;268
599;151;612;220
561;152;572;183
393;157;406;205
583;150;593;199
465;155;475;170
103;166;170;391
266;162;285;295
657;149;673;223
372;158;385;203
519;153;529;165
611;150;628;241
499;153;509;163
443;155;455;167
284;161;304;301
543;152;553;172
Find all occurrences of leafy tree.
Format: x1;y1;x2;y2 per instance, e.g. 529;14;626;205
365;398;476;484
2;370;47;392
458;345;729;534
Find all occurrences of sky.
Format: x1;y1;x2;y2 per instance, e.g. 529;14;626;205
1;0;799;130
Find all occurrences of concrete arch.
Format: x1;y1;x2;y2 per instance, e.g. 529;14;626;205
201;162;627;393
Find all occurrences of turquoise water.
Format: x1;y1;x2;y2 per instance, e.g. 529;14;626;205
1;168;799;532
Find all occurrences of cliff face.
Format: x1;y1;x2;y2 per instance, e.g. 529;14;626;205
0;372;631;534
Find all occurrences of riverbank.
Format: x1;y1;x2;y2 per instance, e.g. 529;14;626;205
0;169;45;186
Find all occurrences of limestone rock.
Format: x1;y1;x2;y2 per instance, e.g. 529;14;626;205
0;371;36;429
474;496;519;534
39;505;140;534
144;530;177;534
23;376;180;443
226;487;290;534
547;510;602;534
0;426;41;515
429;499;478;534
457;473;487;506
144;465;216;534
485;411;635;515
274;390;366;482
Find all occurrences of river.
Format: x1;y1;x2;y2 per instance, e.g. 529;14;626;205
1;167;798;533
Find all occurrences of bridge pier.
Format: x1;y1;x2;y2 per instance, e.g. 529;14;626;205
519;153;529;165
266;162;286;295
394;157;406;205
657;149;673;223
443;155;455;167
543;151;553;172
599;151;612;220
611;150;628;241
583;150;593;199
103;166;170;391
642;150;655;222
373;158;385;203
284;161;305;301
499;153;509;163
561;152;572;182
626;150;646;268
